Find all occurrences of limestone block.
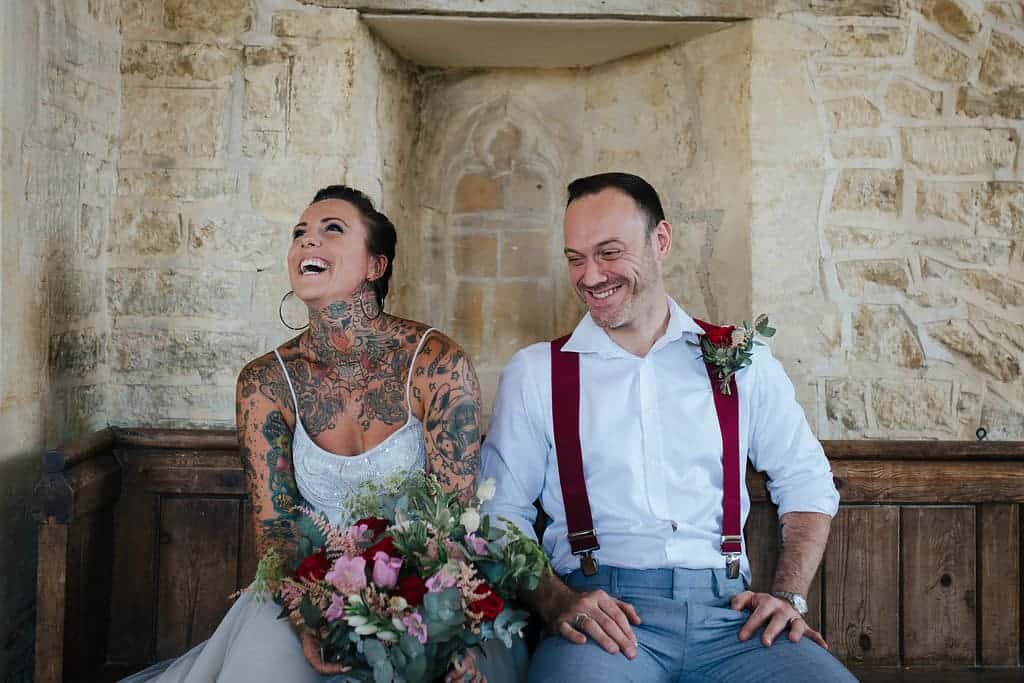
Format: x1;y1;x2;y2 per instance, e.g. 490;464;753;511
969;303;1024;353
826;26;907;57
164;0;252;34
853;305;925;367
922;257;1024;308
885;79;942;119
110;206;184;256
826;225;899;250
109;384;235;426
454;174;504;213
980;32;1024;90
825;378;869;432
916;0;982;40
826;97;881;129
831;169;902;214
66;385;107;436
501;231;550;278
287;45;355;155
118;168;238;201
911;235;1013;266
957;86;1024;119
977;182;1024;239
79;204;106;259
979;393;1024;439
244;47;290;131
492;281;553;364
121;87;226;159
872;379;955;431
453;234;497;277
107;269;244;317
985;1;1024;28
451;281;488;360
272;9;360;39
916;181;978;226
836;258;911;295
927;319;1021;381
48;330;104;376
121;41;239;87
914;31;972;81
242;130;285;159
831;136;890;159
121;0;162;32
188;212;287;271
810;0;900;16
109;328;261;381
49;269;104;321
250;156;347;217
901;128;1018;175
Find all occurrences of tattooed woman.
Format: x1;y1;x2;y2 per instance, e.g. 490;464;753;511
120;186;524;683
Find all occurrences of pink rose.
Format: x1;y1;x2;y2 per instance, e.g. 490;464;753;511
466;533;488;556
402;612;428;644
371;551;403;589
324;593;347;622
425;568;456;593
326;555;367;594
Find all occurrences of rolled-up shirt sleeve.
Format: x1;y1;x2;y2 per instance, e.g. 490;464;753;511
480;348;549;542
748;347;840;518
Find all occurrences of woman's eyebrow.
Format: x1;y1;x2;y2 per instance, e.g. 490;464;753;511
319;216;346;224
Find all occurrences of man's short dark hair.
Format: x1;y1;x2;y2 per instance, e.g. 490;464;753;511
566;172;666;234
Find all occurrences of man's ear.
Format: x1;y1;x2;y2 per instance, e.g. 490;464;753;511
653;220;673;259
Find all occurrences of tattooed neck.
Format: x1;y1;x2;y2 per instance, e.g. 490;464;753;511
304;284;395;360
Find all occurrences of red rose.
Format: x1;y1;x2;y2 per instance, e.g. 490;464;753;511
704;324;734;347
293;548;330;582
354;517;388;538
398;575;428;606
361;535;398;563
468;583;504;622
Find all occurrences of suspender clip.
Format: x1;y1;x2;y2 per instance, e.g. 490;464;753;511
578;551;598;577
724;552;741;579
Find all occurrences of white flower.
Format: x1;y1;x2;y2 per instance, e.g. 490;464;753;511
345;615;368;627
376;631;398;643
730;328;749;348
348;594;364;606
476;477;497;503
392;616;406;632
388;596;408;612
460;508;481;534
355;623;379;635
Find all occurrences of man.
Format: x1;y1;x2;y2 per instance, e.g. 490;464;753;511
480;173;856;682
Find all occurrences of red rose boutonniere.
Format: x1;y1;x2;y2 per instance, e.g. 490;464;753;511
693;314;776;395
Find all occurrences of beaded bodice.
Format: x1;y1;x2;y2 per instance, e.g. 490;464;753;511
272;328;432;526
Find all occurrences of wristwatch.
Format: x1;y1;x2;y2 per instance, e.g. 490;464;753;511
771;591;809;616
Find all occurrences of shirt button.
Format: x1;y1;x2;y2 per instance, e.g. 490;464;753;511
670;521;678;532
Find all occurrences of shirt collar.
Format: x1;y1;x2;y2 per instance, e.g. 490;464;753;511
562;296;705;358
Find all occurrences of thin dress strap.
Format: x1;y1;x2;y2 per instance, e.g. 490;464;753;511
406;328;436;417
273;349;301;417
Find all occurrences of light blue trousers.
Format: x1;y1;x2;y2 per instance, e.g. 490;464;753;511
529;566;858;683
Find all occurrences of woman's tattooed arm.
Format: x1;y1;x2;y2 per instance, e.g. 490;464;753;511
416;332;482;504
236;357;303;558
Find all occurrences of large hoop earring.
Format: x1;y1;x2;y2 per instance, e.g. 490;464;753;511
358;281;382;321
278;290;309;330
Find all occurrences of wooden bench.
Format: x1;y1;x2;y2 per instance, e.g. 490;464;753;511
35;429;1023;682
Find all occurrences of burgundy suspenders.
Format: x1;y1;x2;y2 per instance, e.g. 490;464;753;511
550;335;600;576
549;329;744;579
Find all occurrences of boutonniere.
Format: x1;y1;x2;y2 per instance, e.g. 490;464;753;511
691;314;776;395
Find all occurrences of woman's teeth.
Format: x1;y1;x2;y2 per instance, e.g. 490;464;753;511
300;257;329;275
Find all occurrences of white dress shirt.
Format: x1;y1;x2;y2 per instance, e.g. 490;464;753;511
480;297;840;581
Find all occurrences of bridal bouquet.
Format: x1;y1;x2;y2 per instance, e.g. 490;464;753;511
252;472;549;683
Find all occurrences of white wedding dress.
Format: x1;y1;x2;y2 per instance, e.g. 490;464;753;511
121;330;527;682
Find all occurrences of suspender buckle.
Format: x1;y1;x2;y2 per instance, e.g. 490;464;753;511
724;552;741;579
579;551;598;577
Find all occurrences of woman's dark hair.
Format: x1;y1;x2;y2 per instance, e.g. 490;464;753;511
566;172;666;236
311;185;397;309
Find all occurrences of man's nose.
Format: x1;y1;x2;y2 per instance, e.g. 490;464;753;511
579;257;606;287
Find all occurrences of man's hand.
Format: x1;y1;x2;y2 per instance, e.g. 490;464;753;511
730;591;828;649
549;588;642;659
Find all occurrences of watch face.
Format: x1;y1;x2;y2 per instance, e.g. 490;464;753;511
792;594;809;614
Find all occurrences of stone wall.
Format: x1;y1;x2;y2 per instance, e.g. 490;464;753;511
112;0;420;428
411;30;753;416
748;3;1024;440
0;1;121;678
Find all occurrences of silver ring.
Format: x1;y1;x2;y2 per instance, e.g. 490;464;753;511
787;615;803;627
572;613;588;629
